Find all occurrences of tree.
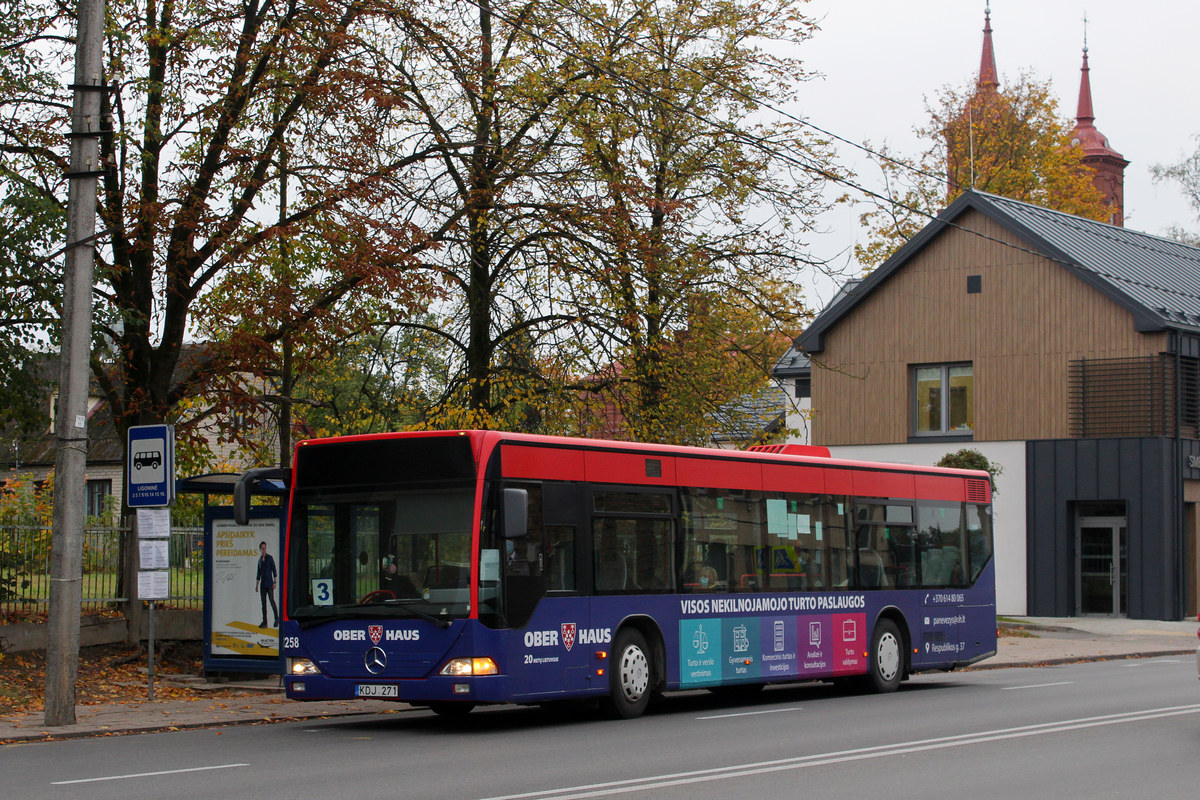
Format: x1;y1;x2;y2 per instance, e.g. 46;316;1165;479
5;0;843;459
2;0;462;647
169;0;843;446
1150;135;1200;246
0;1;66;431
195;0;604;436
856;73;1111;269
287;319;456;438
191;212;440;465
91;0;446;434
0;182;60;436
0;0;450;445
550;0;832;444
353;0;604;429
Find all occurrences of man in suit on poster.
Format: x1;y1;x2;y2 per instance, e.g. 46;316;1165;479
255;541;279;628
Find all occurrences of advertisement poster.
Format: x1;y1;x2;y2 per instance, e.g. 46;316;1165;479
679;610;866;686
210;517;281;658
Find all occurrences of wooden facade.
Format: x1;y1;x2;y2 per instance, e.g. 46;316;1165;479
810;209;1168;446
788;191;1200;619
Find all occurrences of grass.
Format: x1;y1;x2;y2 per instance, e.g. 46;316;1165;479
997;616;1039;638
1;568;202;615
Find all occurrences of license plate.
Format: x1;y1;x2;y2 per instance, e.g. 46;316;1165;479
355;684;398;698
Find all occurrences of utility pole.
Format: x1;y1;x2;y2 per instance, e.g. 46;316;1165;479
44;0;106;727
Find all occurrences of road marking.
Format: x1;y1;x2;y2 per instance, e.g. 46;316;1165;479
696;707;803;720
1120;660;1183;667
1001;681;1073;690
476;704;1200;800
52;763;250;785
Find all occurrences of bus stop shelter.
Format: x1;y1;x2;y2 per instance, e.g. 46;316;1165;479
177;473;288;676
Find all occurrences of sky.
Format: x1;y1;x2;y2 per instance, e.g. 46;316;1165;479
786;0;1200;305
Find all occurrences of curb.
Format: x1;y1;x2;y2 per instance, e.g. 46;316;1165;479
997;621;1075;634
0;705;417;745
966;648;1196;670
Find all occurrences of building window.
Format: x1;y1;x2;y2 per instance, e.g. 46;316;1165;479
86;479;112;518
913;364;973;436
795;377;811;399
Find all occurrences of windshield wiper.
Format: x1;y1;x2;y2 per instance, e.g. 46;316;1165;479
293;601;452;629
364;597;452;629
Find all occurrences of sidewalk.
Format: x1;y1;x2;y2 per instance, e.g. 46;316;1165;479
982;616;1198;668
2;617;1195;744
0;683;409;744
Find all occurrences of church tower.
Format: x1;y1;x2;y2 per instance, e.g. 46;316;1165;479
946;5;1002;197
976;5;999;96
1071;39;1128;226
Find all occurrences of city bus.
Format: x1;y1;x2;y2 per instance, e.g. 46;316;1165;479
234;430;996;718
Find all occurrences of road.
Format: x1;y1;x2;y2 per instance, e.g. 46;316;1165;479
4;657;1198;800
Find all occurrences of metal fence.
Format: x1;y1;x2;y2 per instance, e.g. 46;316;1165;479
0;525;204;617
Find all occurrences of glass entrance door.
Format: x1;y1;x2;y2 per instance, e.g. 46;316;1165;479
1077;516;1127;616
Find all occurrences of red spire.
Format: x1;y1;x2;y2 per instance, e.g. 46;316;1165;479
1076;47;1095;122
1070;36;1128;227
978;6;999;93
1071;45;1123;162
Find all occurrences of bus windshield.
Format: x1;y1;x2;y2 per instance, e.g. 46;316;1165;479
287;486;475;622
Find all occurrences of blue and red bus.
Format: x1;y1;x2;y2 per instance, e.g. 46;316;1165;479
234;430;996;718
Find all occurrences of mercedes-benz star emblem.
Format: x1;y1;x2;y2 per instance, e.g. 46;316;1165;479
364;647;387;674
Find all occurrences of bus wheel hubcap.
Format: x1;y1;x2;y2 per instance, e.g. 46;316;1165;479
877;633;900;682
620;645;649;700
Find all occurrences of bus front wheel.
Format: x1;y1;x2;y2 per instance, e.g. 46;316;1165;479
605;628;652;719
866;618;904;693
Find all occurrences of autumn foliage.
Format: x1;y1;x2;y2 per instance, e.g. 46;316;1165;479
856;73;1112;269
0;642;256;717
1;0;841;466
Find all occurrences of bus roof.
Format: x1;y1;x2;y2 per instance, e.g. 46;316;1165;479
294;429;992;484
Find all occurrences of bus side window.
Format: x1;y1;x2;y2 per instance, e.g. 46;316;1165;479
592;489;674;595
917;503;968;588
966;504;992;583
680;488;760;593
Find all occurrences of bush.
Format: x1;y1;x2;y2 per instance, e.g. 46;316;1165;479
937;448;1002;494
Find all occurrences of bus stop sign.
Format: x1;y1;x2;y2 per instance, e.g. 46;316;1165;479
127;424;175;507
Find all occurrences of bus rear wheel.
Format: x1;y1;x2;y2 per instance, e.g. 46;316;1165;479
866;618;904;693
605;628;652;719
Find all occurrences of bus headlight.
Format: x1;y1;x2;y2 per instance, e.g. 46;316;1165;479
438;657;499;677
289;658;321;676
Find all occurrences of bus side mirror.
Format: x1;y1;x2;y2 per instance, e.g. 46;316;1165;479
503;488;528;539
234;467;290;525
